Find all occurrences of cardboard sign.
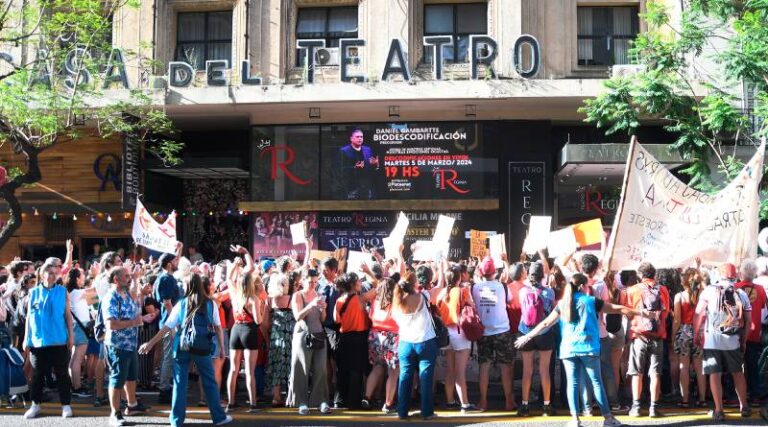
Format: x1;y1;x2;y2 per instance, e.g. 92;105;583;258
572;218;603;247
470;229;488;258
309;249;332;262
290;221;307;245
522;216;552;254
489;233;506;266
547;227;578;258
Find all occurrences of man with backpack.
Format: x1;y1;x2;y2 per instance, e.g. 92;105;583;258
103;266;148;426
154;253;180;404
734;260;767;405
625;262;670;418
694;263;753;422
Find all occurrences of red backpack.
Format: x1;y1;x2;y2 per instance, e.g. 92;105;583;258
458;287;484;341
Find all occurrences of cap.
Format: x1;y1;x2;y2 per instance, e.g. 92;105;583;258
719;263;737;280
478;256;496;277
261;259;275;273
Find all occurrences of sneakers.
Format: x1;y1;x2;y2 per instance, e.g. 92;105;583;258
320;402;331;414
247;404;260;413
649;406;663;418
445;401;461;410
93;396;108;407
460;404;483;414
710;409;725;422
124;402;149;416
298;405;310;415
225;402;240;413
214;415;233;426
582;406;593;417
422;414;438;420
566;419;583;427
611;404;630;414
741;406;753;418
603;416;624;427
109;412;126;427
517;403;530;417
24;403;41;419
361;399;372;410
382;404;396;414
71;387;92;398
62;405;73;418
628;404;641;417
542;404;554;416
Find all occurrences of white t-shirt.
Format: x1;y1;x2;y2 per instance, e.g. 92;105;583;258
696;282;752;351
471;279;511;336
164;300;222;330
95;274;111;300
592;279;610;338
69;289;91;324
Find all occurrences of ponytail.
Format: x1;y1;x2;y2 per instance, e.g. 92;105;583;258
563;273;588;323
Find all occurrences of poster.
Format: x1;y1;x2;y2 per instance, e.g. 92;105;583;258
251;212;318;260
522;215;551;254
572;218;603;247
320;123;496;200
290;221;307;245
470;230;488;258
606;140;764;269
132;199;177;254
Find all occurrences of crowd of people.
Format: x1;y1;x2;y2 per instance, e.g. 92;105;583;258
1;237;768;427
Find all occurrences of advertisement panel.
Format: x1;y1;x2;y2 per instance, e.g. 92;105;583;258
251;212;318;260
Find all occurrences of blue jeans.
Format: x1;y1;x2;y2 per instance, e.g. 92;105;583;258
106;346;138;388
172;351;227;427
397;338;438;419
579;338;619;409
562;356;611;417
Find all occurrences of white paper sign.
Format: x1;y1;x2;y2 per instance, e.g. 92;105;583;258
432;215;456;244
290;221;307;245
489;233;506;266
523;216;552;254
384;212;409;259
132;199;178;254
346;250;371;273
547;227;578;258
412;240;437;261
382;237;398;260
606;140;765;269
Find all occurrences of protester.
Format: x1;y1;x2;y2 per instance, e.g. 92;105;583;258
153;253;179;404
139;273;231;427
333;272;372;409
672;267;707;407
625;262;670;418
694;263;753;421
472;256;516;411
316;256;341;400
288;268;330;414
103;266;148;426
266;271;297;406
392;272;437;420
516;273;647;427
23;258;74;419
734;260;767;404
66;267;95;397
93;251;123;407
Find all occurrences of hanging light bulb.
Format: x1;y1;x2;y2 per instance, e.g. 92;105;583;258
238;210;244;216
73;214;78;221
124;212;130;219
107;214;112;222
33;207;39;216
52;212;57;220
209;211;213;216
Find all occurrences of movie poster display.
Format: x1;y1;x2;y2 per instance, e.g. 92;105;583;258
320;122;497;200
251;212;318;260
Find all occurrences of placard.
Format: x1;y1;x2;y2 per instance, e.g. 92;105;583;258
489;233;506;266
470;230;488;258
290;221;307;245
433;215;456;244
548;227;578;258
346;250;372;273
572;218;603;247
412;240;437;261
309;249;332;262
522;216;551;254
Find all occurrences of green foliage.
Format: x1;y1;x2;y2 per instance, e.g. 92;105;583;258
581;0;768;214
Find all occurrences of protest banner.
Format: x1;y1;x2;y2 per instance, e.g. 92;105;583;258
605;137;765;270
548;227;578;258
572;218;603;248
470;230;488;258
522;216;551;254
489;233;506;266
132;199;177;254
290;221;307;245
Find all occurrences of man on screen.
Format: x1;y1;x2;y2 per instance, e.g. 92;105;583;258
339;128;379;199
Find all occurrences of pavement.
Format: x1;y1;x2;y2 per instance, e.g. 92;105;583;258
1;397;767;427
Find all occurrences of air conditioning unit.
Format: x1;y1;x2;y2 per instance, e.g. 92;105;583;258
314;47;340;66
611;64;644;78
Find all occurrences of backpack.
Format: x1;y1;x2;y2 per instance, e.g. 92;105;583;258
179;300;216;356
636;282;664;333
93;298;115;342
521;285;545;328
458;287;484;341
709;285;744;336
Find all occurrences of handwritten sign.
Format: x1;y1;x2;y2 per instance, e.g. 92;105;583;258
132;199;177;254
309;249;332;262
470;230;488;258
290;221;307;245
606;140;764;269
522;216;551;254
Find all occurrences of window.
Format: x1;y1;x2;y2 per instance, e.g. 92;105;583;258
424;3;487;64
577;6;639;66
175;11;233;70
296;7;358;66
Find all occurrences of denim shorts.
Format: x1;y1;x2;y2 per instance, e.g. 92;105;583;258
86;338;101;355
106;346;138;388
73;324;88;346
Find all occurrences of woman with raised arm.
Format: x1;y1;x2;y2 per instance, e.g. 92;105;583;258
225;245;264;413
516;273;650;427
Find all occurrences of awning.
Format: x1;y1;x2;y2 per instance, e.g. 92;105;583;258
556;143;685;185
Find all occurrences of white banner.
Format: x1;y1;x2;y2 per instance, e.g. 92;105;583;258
606;140;765;270
132;199;178;254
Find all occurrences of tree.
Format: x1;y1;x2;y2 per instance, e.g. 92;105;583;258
0;0;181;249
581;0;768;213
